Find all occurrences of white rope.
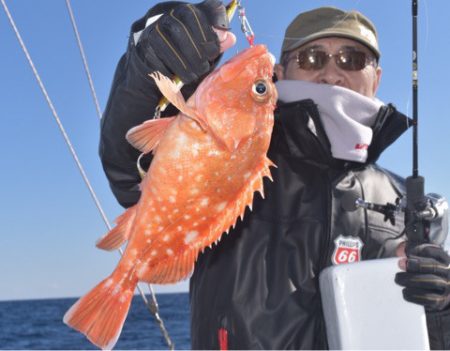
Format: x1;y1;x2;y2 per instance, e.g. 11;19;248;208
1;1;174;349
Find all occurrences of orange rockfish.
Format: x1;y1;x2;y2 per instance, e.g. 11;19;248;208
63;44;277;349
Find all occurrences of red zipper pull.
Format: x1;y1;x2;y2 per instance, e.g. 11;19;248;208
218;328;228;351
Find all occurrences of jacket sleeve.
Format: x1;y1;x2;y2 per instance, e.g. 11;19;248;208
426;308;450;349
98;11;196;208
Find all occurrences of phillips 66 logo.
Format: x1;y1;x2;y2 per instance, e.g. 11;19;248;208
331;235;364;265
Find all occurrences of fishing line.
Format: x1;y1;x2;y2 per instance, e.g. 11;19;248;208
63;2;174;348
1;1;174;348
65;0;102;120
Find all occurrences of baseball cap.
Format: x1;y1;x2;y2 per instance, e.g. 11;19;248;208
281;7;380;60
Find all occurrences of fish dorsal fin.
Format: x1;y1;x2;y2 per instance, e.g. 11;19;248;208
96;205;137;250
149;72;208;130
126;117;175;154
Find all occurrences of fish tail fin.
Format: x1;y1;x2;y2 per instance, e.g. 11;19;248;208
63;272;137;350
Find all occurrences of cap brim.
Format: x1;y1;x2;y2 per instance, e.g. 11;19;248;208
283;30;380;59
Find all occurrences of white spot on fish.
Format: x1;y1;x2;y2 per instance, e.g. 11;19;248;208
151;250;157;256
173;208;179;214
184;231;199;244
177;133;189;147
166;249;174;255
169;196;176;203
184;215;191;220
137;264;148;277
146;239;152;244
244;172;251;180
157;197;163;202
200;197;209;206
215;202;227;212
119;295;127;303
161;206;167;211
214;171;220;176
178;175;183;182
163;234;170;242
124;260;133;269
230;154;237;160
112;285;121;295
177;226;183;232
130;249;138;256
195;174;203;182
151;188;158;195
190;188;200;195
193;222;199;227
105;279;114;287
144;229;151;236
154;215;162;223
157;226;164;231
196;207;200;212
192;143;200;157
208;150;220;157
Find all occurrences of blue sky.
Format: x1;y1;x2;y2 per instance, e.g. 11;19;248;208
1;0;449;301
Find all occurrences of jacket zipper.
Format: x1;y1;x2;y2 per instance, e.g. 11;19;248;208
319;171;334;270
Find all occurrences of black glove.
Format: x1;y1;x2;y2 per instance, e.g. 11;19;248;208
136;0;229;85
395;243;450;312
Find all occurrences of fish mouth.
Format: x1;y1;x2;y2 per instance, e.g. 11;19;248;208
268;53;276;66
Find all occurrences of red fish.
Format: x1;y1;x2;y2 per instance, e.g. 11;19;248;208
63;44;277;349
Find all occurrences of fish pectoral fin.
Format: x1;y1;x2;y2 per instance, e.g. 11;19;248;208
126;117;176;154
96;205;137;250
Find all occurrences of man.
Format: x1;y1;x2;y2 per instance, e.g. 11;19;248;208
99;1;450;349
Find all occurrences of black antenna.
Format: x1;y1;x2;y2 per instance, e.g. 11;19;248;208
412;0;419;177
405;0;426;247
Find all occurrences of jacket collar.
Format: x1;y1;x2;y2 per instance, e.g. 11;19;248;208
274;99;411;170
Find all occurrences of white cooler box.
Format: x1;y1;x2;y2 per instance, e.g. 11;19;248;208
319;257;429;350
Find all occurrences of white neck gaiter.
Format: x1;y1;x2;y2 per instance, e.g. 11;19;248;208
275;80;385;163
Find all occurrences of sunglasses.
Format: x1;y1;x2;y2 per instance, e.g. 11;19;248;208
295;48;377;71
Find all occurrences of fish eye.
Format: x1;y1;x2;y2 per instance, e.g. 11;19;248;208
252;81;268;96
251;80;270;102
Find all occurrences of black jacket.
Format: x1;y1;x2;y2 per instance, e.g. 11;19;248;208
99;15;450;350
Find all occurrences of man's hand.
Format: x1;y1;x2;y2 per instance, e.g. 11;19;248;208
137;0;236;85
396;243;450;312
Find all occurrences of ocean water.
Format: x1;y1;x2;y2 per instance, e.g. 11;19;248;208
0;293;190;350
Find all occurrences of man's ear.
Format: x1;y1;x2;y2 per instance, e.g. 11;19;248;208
274;64;285;81
372;66;382;96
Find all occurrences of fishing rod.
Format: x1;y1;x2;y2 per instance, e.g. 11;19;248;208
404;0;428;247
342;0;447;247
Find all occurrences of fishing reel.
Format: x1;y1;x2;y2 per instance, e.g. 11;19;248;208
342;190;449;246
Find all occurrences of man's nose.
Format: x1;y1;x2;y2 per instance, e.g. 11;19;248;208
318;59;344;86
